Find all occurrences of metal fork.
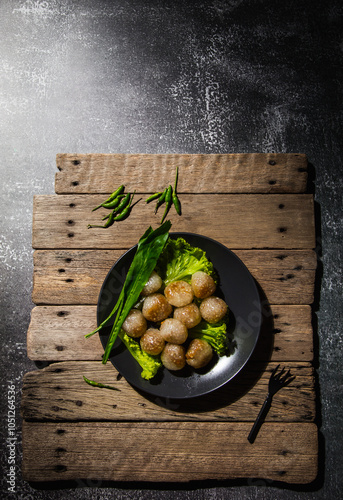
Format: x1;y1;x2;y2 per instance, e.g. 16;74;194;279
248;365;296;444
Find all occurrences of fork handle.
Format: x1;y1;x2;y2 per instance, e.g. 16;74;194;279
248;394;272;444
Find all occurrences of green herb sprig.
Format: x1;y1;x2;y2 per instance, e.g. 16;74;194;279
85;221;172;365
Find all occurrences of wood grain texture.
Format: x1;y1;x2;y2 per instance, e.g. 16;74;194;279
24;153;318;484
27;305;313;362
32;249;317;305
55;153;308;194
22;420;318;483
32;194;315;250
21;361;315;422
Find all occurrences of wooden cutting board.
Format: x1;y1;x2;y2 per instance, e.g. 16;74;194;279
22;153;318;484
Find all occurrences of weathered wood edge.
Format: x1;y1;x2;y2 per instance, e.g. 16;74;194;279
22;420;318;484
55;153;308;194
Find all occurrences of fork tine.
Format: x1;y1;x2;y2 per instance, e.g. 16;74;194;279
279;369;292;383
282;375;296;387
271;364;280;377
275;367;286;380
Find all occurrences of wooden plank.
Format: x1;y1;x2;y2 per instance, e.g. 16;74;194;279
27;305;313;362
55;153;308;194
22;420;318;483
32;249;317;305
32;194;315;250
21;361;315;422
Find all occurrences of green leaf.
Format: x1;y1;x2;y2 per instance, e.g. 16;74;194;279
101;221;172;364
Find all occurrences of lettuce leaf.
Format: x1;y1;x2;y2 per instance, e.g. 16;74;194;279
118;330;162;380
155;237;216;286
188;320;229;356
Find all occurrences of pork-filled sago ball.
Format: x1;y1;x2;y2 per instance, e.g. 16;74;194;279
173;302;202;329
200;296;228;324
191;271;216;299
140;328;165;355
141;271;163;296
160;318;188;344
161;343;186;371
122;309;147;338
186;338;213;369
142;293;172;322
164;280;194;307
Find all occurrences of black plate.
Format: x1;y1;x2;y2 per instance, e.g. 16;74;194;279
98;232;261;399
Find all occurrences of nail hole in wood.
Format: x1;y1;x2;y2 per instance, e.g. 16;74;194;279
67;220;75;225
279;204;285;209
294;265;303;270
71;181;79;186
75;400;83;407
269;160;276;165
67;233;74;238
65;278;74;283
279;227;287;233
273;314;279;319
65;258;72;263
52;406;60;412
56;345;64;351
55;465;68;472
269;180;276;185
287;274;294;279
54;386;62;390
72;160;80;165
58;268;65;273
54;368;63;373
56;447;66;453
276;254;287;260
69;203;75;208
57;165;62;171
56;429;65;434
57;311;68;317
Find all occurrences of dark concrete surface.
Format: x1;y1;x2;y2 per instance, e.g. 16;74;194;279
1;0;342;498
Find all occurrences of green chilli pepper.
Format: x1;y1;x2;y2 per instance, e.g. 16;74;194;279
146;191;163;203
161;185;173;224
172;166;181;215
154;188;167;214
113;192;131;213
83;376;120;391
112;191;135;221
101;194;125;209
92;185;125;211
88;209;117;228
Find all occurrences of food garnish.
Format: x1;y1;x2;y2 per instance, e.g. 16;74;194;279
83;376;120;391
85;221;172;366
88;190;136;228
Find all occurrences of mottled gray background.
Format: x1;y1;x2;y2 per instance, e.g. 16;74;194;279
1;0;342;498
